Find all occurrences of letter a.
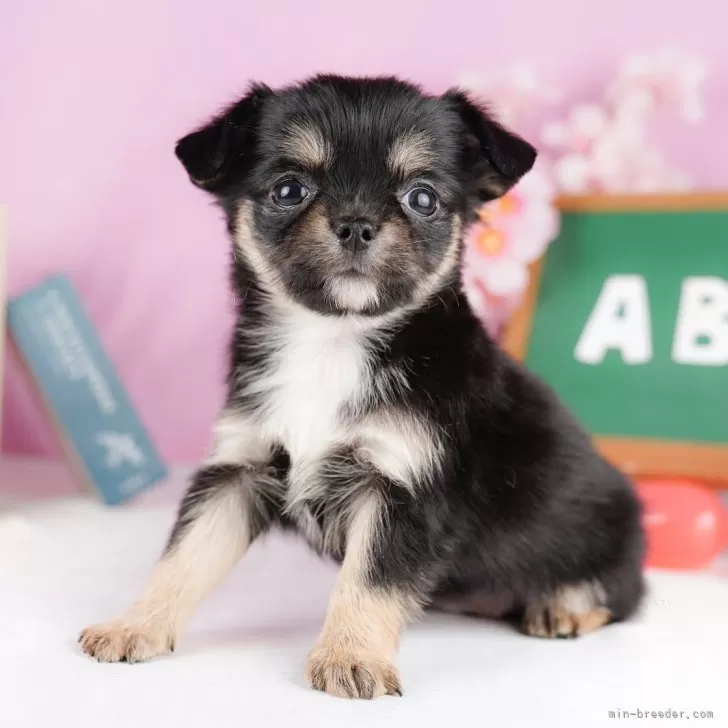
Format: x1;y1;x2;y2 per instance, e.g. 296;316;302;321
574;275;652;365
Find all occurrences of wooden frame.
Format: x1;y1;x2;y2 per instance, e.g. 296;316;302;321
501;193;728;486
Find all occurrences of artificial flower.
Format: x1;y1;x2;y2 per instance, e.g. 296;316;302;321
462;159;559;334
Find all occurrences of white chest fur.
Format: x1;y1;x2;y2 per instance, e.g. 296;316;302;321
212;306;442;508
244;308;375;463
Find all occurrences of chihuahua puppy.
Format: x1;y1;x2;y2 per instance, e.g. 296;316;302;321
80;75;644;699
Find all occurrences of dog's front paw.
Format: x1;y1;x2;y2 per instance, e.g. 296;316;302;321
79;620;174;663
306;647;402;699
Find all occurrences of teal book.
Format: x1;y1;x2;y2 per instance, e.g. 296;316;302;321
8;275;168;505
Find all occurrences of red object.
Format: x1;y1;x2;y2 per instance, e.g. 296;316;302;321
637;481;728;570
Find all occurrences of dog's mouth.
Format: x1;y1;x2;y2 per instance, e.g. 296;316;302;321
336;256;374;277
339;268;367;279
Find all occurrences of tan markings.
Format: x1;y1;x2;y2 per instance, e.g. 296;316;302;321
295;203;346;270
297;201;331;240
79;485;249;662
281;123;332;168
524;605;612;638
374;217;410;259
479;174;508;200
413;214;462;303
305;492;420;698
522;582;612;639
387;130;435;177
573;607;612;634
235;201;294;305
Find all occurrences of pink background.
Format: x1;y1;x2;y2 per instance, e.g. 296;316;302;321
1;1;725;463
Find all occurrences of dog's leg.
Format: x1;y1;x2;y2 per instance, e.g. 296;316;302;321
80;410;280;663
521;555;644;640
305;492;422;699
521;582;613;639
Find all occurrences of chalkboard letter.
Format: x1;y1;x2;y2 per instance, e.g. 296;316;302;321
672;277;728;366
574;275;652;365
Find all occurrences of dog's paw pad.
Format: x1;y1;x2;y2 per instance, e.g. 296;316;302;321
306;648;402;699
79;621;173;663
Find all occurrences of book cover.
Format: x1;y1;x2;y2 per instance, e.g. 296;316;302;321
7;275;168;505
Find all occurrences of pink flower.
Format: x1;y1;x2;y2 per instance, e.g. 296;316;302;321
551;153;593;193
459;48;704;333
542;49;706;194
542;103;608;154
458;65;558;128
462;159;560;335
607;49;707;124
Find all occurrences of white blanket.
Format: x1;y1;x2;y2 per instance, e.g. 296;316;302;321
2;467;727;728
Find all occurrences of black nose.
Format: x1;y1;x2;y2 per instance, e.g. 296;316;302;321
335;219;376;253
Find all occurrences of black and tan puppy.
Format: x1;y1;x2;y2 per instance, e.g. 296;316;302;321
80;75;645;699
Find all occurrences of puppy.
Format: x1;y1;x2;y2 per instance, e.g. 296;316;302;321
79;75;645;699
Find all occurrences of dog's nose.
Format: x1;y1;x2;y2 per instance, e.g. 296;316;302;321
335;219;376;253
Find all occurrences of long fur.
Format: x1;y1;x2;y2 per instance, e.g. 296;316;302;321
80;75;645;698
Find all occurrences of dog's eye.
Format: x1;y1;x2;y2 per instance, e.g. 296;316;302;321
272;179;309;207
405;187;438;216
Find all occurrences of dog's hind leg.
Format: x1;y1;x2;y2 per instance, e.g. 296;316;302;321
521;562;644;639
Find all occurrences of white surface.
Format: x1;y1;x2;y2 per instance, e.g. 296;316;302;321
2;481;727;727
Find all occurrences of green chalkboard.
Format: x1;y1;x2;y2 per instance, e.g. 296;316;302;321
503;194;728;485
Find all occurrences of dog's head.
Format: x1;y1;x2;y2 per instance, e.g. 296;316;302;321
175;75;536;316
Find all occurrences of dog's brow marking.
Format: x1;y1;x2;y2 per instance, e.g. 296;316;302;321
281;123;332;168
387;131;435;176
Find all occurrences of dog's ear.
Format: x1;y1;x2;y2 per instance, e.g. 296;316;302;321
175;84;272;193
445;90;536;202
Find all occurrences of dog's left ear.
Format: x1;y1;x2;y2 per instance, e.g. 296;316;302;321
175;83;272;193
445;90;536;203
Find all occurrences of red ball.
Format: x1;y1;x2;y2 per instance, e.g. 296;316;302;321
637;480;728;570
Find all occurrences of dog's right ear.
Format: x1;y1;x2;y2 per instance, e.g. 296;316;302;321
445;90;536;203
175;84;272;193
